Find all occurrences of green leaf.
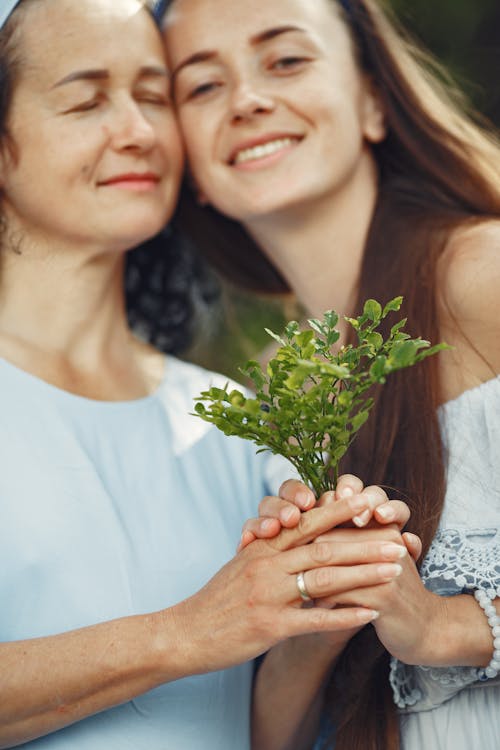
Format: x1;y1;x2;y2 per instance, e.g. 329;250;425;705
388;340;420;368
323;310;339;329
229;390;246;406
296;330;315;348
382;296;403;316
192;297;443;497
369;356;388;380
363;299;382;322
308;318;326;336
264;328;286;346
364;332;384;351
351;410;370;431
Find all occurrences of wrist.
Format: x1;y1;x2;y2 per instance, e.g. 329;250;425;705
418;593;499;667
150;605;196;682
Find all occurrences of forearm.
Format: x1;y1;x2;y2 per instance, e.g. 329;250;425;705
252;633;348;750
0;609;183;748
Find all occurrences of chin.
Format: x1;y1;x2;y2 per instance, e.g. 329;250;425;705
217;184;310;221
119;208;171;245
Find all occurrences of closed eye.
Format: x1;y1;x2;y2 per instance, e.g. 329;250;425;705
62;98;101;114
136;93;170;106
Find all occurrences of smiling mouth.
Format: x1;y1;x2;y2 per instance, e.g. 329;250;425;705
231;136;302;166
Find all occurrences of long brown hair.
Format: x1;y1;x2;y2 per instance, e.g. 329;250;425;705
172;1;500;747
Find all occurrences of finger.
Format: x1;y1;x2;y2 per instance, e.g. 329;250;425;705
317;491;336;508
292;561;403;602
315;525;403;545
278;479;316;510
267;500;373;552
236;529;257;552
402;532;422;562
374;500;410;530
258;495;301;527
282;538;408;574
320;582;393;609
334;474;365;501
238;518;281;550
283;605;379;636
348;485;390;528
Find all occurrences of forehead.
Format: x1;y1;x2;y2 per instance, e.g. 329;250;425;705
16;0;165;79
164;0;339;55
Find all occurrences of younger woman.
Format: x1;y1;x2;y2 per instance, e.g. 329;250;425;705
162;0;500;747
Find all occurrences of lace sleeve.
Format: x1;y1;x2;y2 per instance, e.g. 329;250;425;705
390;527;500;712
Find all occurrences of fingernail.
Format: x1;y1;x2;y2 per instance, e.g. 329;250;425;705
376;505;395;521
337;485;354;500
297;490;315;509
237;530;252;551
349;495;367;514
404;532;419;546
377;563;402;580
358;609;379;623
353;509;371;527
381;543;407;560
281;507;297;523
261;519;275;532
320;491;336;505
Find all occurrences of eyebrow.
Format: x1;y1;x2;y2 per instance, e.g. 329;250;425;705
52;65;169;89
171;25;306;81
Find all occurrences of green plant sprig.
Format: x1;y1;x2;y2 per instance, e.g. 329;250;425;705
194;297;447;497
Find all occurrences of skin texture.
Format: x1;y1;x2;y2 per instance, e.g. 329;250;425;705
162;1;500;748
0;3;411;747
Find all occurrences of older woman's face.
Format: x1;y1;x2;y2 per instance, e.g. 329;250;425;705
164;0;385;224
0;0;184;252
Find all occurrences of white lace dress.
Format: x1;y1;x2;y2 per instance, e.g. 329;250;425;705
390;376;500;748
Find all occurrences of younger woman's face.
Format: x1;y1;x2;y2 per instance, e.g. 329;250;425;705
0;0;184;253
164;0;385;224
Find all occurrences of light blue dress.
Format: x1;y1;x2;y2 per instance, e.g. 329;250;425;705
0;355;290;750
315;377;500;749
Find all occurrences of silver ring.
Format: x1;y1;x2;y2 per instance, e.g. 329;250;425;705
296;571;312;602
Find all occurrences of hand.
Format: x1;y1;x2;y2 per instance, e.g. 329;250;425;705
312;525;439;664
238;474;420;560
170;501;405;675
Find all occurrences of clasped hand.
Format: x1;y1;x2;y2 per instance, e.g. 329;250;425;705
240;474;443;665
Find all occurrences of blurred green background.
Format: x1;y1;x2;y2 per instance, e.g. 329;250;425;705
184;0;500;380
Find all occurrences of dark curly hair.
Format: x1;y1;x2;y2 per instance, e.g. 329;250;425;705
125;230;218;354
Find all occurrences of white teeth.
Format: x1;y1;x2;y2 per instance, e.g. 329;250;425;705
233;137;297;165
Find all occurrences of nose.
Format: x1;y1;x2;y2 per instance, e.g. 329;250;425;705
109;99;157;152
229;81;275;123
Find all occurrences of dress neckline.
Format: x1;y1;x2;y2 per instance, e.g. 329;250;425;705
439;374;500;411
0;354;170;409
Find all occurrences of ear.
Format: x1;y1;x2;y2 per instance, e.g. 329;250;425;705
361;77;387;144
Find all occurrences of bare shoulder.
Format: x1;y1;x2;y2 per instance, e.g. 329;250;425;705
439;219;500;317
437;219;500;385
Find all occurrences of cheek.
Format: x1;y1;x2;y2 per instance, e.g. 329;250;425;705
157;115;185;170
178;110;212;164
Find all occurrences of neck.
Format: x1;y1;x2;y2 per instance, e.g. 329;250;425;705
244;154;379;319
0;234;166;400
0;241;129;365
